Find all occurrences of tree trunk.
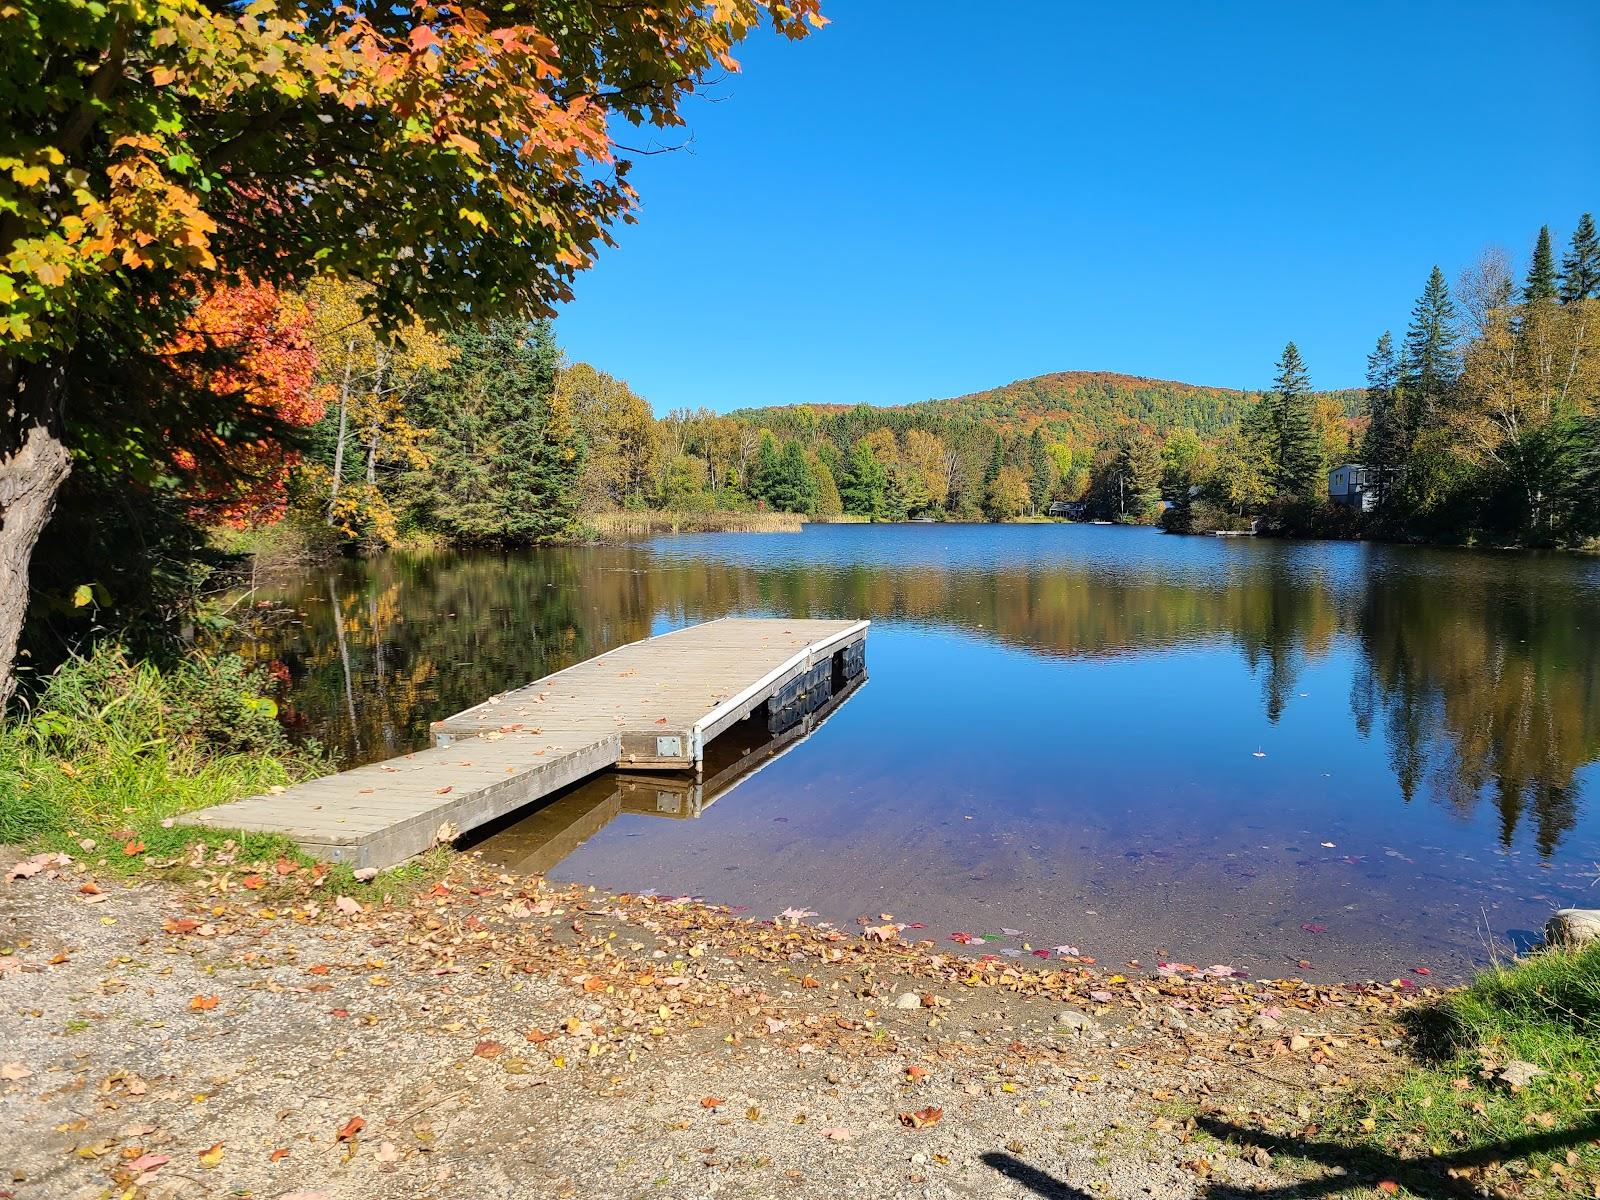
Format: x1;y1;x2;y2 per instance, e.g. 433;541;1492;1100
0;356;72;712
326;339;354;524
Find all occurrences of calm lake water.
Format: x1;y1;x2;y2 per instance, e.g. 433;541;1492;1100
232;524;1600;980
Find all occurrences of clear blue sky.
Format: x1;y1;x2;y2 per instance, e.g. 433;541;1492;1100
555;1;1600;414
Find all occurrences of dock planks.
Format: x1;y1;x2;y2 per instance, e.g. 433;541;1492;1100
184;618;867;868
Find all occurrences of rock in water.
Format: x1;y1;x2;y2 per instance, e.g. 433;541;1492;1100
1545;908;1600;948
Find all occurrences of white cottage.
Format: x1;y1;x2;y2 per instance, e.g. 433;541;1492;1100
1327;463;1376;511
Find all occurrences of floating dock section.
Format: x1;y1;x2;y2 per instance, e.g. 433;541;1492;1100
184;618;868;868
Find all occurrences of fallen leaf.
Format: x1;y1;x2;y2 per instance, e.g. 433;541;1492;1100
128;1152;170;1173
899;1106;943;1129
189;995;219;1011
474;1040;504;1058
122;840;146;856
336;1116;365;1142
241;874;264;890
821;1127;855;1141
1;1063;33;1080
197;1143;224;1167
335;895;362;916
700;1096;723;1109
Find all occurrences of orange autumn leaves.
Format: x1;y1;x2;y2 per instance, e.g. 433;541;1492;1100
166;281;322;527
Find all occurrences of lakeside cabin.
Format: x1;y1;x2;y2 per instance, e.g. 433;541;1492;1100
1328;463;1377;511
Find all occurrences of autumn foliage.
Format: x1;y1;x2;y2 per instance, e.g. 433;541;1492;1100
166;282;323;527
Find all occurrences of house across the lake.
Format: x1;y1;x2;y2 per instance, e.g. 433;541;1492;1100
1328;463;1377;511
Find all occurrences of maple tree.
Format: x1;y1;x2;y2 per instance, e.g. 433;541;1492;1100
0;0;826;705
167;280;323;526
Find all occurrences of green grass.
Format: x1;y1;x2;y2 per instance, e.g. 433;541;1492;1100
0;647;434;896
1332;946;1600;1190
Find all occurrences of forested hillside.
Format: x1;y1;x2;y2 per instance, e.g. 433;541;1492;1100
735;370;1365;446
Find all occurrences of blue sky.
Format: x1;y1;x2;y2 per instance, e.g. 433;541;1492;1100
555;1;1600;414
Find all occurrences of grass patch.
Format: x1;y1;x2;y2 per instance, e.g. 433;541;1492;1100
589;510;804;538
1331;946;1600;1191
0;648;380;885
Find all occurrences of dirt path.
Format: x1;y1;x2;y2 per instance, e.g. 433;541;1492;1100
0;847;1417;1200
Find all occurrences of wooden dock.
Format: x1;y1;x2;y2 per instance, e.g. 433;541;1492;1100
184;618;868;868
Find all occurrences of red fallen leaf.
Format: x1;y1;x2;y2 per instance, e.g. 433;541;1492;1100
189;995;218;1011
898;1106;943;1129
1300;923;1327;934
163;918;198;934
1297;960;1313;970
435;785;454;795
906;922;926;929
122;840;146;856
800;974;820;988
1377;1182;1399;1194
127;1152;170;1173
273;857;296;876
700;1096;723;1109
269;1147;290;1162
949;932;976;944
1079;956;1096;965
905;1066;928;1081
1412;966;1432;976
428;883;451;897
1032;949;1051;958
582;976;606;993
525;1029;551;1043
655;717;668;725
306;964;330;975
79;881;102;895
311;862;327;878
241;875;264;890
474;1040;504;1058
336;1116;364;1142
330;1008;349;1018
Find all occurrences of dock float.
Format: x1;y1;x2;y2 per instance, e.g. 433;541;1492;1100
184;618;868;868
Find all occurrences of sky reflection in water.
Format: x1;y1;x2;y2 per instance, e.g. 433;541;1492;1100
232;524;1600;979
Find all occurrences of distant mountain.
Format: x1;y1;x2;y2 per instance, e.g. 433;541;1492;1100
735;370;1365;447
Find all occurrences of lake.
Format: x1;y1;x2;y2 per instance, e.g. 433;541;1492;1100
231;524;1600;980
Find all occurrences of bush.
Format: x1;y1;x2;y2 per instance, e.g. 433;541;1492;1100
0;646;326;850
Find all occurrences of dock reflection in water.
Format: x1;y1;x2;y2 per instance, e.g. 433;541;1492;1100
468;672;866;877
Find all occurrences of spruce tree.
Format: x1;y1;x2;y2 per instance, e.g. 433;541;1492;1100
1027;429;1053;513
1560;212;1600;303
1268;341;1322;500
1525;226;1558;303
1360;331;1405;506
415;317;578;544
1399;266;1460;438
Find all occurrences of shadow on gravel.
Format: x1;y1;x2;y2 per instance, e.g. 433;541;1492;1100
981;1151;1095;1199
1195;1116;1600;1200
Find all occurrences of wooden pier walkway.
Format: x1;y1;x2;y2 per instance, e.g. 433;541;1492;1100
184;618;867;868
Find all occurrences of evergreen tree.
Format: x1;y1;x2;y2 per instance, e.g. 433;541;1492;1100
1560;212;1600;303
1360;331;1405;506
838;438;888;518
1112;436;1162;521
1266;341;1322;500
1525;225;1558;303
762;440;818;514
749;431;781;507
413;317;579;544
1399;266;1460;439
1027;429;1054;513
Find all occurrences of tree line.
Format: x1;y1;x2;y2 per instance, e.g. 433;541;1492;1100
1161;215;1599;542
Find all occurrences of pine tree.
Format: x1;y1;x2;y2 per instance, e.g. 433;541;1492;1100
1267;341;1321;500
762;440;818;514
1027;429;1053;513
838;439;887;518
1525;226;1558;303
1360;331;1405;507
1560;212;1600;303
415;317;578;544
1399;266;1460;438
